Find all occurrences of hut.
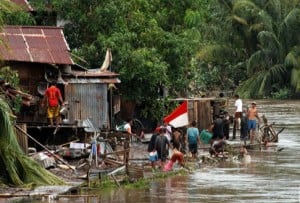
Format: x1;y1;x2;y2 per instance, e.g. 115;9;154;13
0;26;120;147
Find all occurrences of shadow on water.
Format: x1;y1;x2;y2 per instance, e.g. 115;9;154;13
12;100;300;203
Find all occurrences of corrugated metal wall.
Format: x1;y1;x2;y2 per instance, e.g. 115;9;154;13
65;83;109;129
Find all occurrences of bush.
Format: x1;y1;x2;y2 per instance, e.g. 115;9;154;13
271;88;292;99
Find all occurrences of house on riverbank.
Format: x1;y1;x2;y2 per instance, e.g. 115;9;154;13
0;25;120;148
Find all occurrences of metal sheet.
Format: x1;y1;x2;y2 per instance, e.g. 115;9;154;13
65;78;120;84
65;83;109;129
0;26;73;65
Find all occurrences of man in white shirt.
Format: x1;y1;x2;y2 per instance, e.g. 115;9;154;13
233;94;243;139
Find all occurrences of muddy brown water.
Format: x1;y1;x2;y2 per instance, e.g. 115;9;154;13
9;100;300;203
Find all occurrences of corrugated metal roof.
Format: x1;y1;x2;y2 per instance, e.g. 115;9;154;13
10;0;33;12
71;69;120;77
0;26;74;65
66;78;121;84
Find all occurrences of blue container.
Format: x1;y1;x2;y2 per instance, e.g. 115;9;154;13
149;152;158;161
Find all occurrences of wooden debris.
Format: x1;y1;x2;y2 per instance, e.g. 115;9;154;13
104;159;124;167
258;115;285;143
15;125;76;171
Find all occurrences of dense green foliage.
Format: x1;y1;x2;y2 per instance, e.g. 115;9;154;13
33;0;208;120
0;98;65;186
3;0;300;119
0;0;35;25
0;66;22;112
195;0;300;98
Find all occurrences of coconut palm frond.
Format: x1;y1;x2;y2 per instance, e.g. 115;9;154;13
285;48;300;68
257;31;281;53
0;98;65;186
281;8;300;49
258;71;270;95
249;23;264;32
184;9;202;27
256;9;273;31
283;8;300;29
269;64;286;82
285;46;300;91
232;15;248;25
233;0;260;14
236;72;266;98
262;0;282;22
257;63;285;95
244;63;286;97
291;68;300;91
247;50;266;74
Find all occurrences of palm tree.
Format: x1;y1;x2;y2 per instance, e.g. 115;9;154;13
195;0;300;98
235;1;300;97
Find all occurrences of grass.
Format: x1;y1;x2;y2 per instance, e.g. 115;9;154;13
85;167;190;190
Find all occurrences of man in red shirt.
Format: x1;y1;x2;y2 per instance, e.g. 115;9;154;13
42;82;64;127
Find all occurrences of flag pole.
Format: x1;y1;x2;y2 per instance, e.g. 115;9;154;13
108;48;113;129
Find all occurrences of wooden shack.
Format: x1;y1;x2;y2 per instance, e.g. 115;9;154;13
0;26;120;146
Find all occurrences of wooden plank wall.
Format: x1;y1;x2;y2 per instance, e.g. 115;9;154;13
188;100;212;131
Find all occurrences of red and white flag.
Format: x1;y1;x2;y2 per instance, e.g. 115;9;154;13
163;101;188;128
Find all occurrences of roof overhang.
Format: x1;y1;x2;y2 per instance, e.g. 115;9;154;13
0;26;74;65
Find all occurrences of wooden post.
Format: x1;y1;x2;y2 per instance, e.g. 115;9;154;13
232;119;236;139
124;138;130;175
15;123;28;154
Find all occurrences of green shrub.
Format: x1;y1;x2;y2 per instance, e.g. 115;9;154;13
271;88;292;99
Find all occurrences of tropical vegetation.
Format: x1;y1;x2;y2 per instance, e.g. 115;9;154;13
0;0;64;187
2;0;300;119
1;0;300;187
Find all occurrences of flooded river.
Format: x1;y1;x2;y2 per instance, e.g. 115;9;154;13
14;100;300;203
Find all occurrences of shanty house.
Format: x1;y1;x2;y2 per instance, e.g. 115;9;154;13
0;26;120;141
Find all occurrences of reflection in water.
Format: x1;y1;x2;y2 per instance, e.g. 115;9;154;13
11;100;300;203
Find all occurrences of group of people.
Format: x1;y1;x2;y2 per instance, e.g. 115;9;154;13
147;121;185;171
234;94;261;144
147;94;261;169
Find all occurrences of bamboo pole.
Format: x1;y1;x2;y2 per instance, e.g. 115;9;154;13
15;125;76;171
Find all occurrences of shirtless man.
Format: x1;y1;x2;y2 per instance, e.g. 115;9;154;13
247;102;260;144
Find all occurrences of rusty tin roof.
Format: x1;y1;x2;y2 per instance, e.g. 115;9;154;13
10;0;33;12
0;26;74;65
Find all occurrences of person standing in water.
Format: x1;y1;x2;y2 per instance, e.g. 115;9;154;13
247;101;260;144
233;94;243;139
